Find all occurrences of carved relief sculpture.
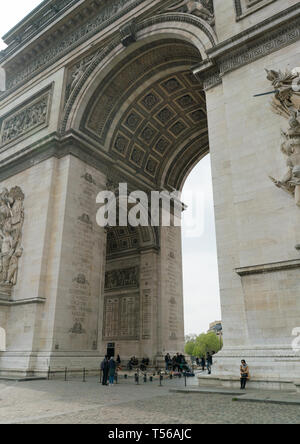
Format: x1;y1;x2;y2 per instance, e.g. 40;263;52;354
0;90;51;147
105;267;139;291
0;187;25;293
65;52;100;104
167;0;215;26
267;69;300;206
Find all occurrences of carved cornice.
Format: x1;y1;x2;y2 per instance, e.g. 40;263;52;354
1;0;80;56
1;0;179;98
196;4;300;90
0;1;150;94
218;16;300;76
235;259;300;276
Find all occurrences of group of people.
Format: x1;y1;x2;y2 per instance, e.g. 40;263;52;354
101;353;250;390
195;352;213;374
127;356;150;371
100;355;121;386
164;353;190;372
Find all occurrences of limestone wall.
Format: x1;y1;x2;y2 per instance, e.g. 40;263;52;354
206;40;300;362
214;0;299;43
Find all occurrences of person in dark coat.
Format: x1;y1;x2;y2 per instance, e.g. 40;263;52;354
116;355;121;365
206;352;212;374
201;356;205;371
165;353;171;370
101;355;109;386
109;356;116;386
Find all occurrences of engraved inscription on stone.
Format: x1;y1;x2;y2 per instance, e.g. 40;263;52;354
103;293;139;340
142;290;152;339
66;169;100;350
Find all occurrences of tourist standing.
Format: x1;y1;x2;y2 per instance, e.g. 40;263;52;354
116;354;121;366
206;353;212;374
165;353;171;371
101;355;109;386
240;360;250;390
201;356;205;372
109;356;116;386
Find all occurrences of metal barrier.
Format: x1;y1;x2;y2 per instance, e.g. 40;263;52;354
46;367;194;387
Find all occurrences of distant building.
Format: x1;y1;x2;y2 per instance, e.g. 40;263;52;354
208;321;222;337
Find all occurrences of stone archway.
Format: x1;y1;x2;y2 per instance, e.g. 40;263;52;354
67;31;211;363
1;0;299;386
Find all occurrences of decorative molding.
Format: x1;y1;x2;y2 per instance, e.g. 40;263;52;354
218;19;300;76
62;38;120;135
235;259;300;276
0;84;53;149
135;13;217;47
2;0;152;94
0;297;46;306
1;0;80;50
235;0;278;21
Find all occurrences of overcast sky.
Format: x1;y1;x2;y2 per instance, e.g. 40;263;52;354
0;1;221;335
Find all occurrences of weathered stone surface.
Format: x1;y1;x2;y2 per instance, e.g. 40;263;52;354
0;0;299;386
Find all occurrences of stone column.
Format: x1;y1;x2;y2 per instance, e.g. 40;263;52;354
139;248;160;362
158;225;185;359
0;153;108;376
44;155;107;372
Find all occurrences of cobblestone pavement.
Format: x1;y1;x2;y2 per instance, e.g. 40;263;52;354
0;376;300;424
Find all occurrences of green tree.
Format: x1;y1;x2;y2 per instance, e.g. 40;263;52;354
192;332;223;358
184;340;196;356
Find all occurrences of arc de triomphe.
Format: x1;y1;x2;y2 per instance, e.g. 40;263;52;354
0;0;299;389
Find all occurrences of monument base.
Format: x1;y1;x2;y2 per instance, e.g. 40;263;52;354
0;350;105;378
199;346;300;391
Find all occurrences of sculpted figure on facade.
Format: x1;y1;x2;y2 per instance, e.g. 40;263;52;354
66;52;100;103
0;187;24;287
267;69;300;207
266;69;300;117
167;0;215;25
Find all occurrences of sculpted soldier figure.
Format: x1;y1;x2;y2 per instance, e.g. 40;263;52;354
266;68;300;116
0;230;14;283
0;186;24;287
270;115;300;206
7;249;23;286
267;69;300;207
